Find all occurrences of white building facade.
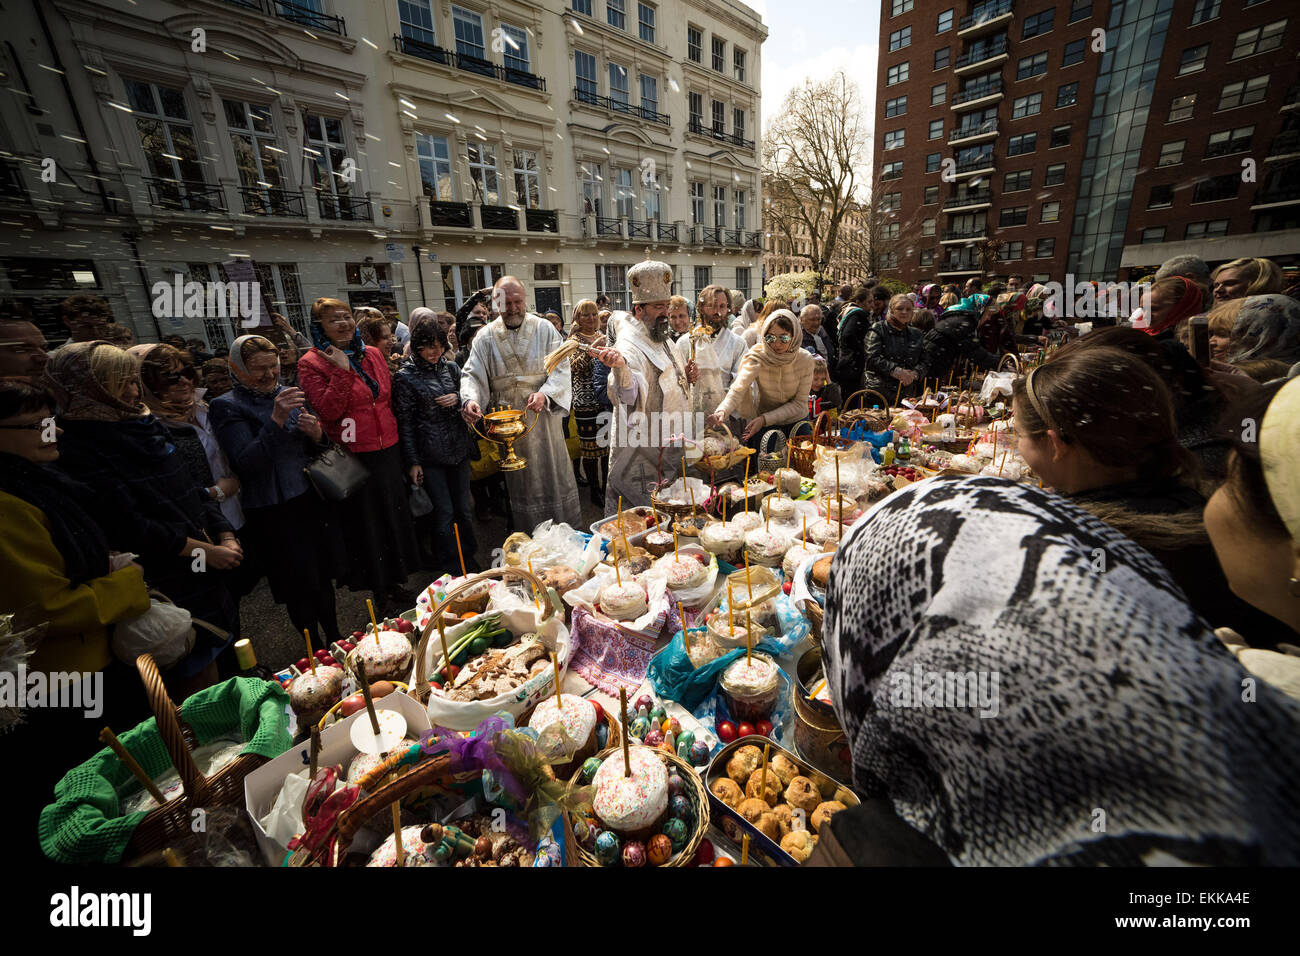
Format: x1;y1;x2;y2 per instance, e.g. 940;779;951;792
0;0;766;347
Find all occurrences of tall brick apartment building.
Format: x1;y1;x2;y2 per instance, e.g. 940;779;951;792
872;0;1300;286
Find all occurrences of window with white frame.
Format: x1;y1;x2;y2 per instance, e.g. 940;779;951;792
614;167;634;218
1206;125;1254;156
1168;92;1196;122
712;100;725;134
712;37;725;72
1035;237;1055;258
885;95;907;117
932;83;946;106
734;48;746;82
1178;44;1209;75
889;26;911;51
879;191;901;212
884;129;905;150
735;266;751;298
1231;20;1287;60
643;178;660;221
638;2;655;42
597;264;630;309
921;218;935;236
920;248;935;267
223;100;285;192
1044;162;1066;185
500;25;530;74
734;189;746;229
1040;201;1060;223
688;26;702;62
466;143;499;204
1011;92;1042;119
302;111;353;203
572;0;591;14
513;149;540;209
1191;0;1221;24
607;0;626;30
641;75;658;114
690;181;705;224
1185;219;1229;239
451;6;485;58
124;79;202;184
929;118;944;139
689;92;703;127
417;133;453;199
694;266;711;297
1157;140;1185;166
576;51;597;100
887;62;909;85
733;108;745;141
609;63;630;107
1218;76;1267;110
398;0;436;44
581;162;603;217
713;185;726;227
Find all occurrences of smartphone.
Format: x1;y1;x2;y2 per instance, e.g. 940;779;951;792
1190;315;1211;365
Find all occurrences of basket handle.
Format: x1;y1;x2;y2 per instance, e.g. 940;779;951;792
842;389;890;414
788;419;813;440
759;427;785;455
135;652;207;803
812;409;835;444
998;353;1022;374
412;566;556;703
333;752;456;864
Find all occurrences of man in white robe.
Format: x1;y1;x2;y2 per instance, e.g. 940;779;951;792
460;275;582;532
595;261;698;512
674;283;747;419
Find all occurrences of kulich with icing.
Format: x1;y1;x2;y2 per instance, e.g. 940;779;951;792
592;745;669;835
598;581;649;621
354;629;413;682
528;694;598;755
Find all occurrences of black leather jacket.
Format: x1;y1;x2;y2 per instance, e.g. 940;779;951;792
917;309;1000;383
862;319;923;393
392;355;476;467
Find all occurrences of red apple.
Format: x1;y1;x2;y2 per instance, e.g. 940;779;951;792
737;722;756;738
782;581;793;595
339;693;366;717
716;721;737;744
755;719;774;738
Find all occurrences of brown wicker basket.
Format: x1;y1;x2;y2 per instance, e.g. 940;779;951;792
756;428;786;476
787;420;817;477
812;409;855;452
124;653;272;857
410;566;557;706
698;421;753;475
565;745;709;867
838;389;892;432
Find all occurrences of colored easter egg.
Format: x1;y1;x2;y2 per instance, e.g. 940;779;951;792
662;817;690;851
647;833;674;866
594;831;621;866
629;716;651;739
662;718;682;737
689;741;710;765
669;794;693;822
622;840;647;868
667;771;685;797
635;694;654;712
644;729;664;748
693;838;715;867
677;730;696;750
580;757;604;783
649;706;667;726
595;723;609;748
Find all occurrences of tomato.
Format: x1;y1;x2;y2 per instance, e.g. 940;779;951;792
716;721;737;744
755;719;774;737
713;857;734;867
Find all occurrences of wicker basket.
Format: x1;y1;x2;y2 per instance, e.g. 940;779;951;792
838;389;892;432
998;352;1023;375
787;420;817;478
812;409;855;452
565;745;709;867
756;428;786;476
125;653;272;857
518;699;624;778
698;421;753;475
409;566;557;706
315;682;412;731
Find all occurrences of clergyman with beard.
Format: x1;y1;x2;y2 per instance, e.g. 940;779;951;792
460;275;581;530
596;261;697;511
674;282;746;420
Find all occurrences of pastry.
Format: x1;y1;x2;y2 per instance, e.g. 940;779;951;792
811;800;847;833
444;638;549;702
642;529;675;557
686;631;723;669
353;629;413;683
707;614;761;650
784;775;821;815
729;511;764;533
539;565;581;601
808;770;839;799
592;745;669;836
763;495;796;523
811;556;834;591
709;777;745;809
745;768;782;806
744;529;789;568
673;512;708;538
663;554;709;591
752;810;781;841
287;665;344;728
809;519;844;548
346;739;418;786
719;654;782;721
769;753;800;788
699;522;744;563
527;694;599;765
366;825;439;867
445;575;492;615
725;744;763;786
599;514;649;539
769;802;794;838
783;541;823;580
605;546;653;575
597;581;649;621
780;828;816;863
774;466;803;498
737;797;770;826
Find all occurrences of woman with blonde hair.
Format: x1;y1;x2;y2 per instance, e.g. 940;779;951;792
1211;257;1284;303
1206;300;1242;361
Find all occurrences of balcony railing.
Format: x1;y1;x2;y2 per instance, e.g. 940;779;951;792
430;199;472;227
223;0;347;36
477;204;516;229
145;177;227;213
944;189;993;209
316;193;372;221
394;36;547;90
949;118;999;143
942;226;988;241
686;118;755;149
955;153;995;172
953;77;1004;105
1267;130;1300;157
724;229;744;246
239;186;304;217
596;216;622;236
959;0;1014;33
939;257;983;273
573;88;669;125
526;208;558;232
658;222;679;243
954;35;1009;70
629;219;654;239
1253;180;1300;205
702;226;724;245
745;231;761;249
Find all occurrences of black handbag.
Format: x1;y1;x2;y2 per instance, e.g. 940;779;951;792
304;444;370;502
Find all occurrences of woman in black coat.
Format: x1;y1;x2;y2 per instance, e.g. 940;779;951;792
392;315;479;575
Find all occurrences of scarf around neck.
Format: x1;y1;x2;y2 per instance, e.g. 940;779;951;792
131;344;200;424
749;310;804;368
0;452;109;586
44;341;147;422
310;322;379;397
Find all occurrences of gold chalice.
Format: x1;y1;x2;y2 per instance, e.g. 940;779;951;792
473;406;538;472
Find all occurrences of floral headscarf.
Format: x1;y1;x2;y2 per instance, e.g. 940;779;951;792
1226;294;1300;365
43;341;146;422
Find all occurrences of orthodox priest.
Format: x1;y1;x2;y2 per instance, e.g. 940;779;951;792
596;261;698;512
460;275;582;531
675;282;747;419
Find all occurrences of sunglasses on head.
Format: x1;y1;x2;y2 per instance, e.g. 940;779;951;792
764;333;793;344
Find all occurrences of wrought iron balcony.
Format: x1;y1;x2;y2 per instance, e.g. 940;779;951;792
145;177;227;213
686;118;754;149
959;0;1014;35
239;185;304;217
954;35;1009;71
477;204;516;229
526;208;558;232
316;193;372;221
596;216;622;236
629;219;654;239
952;77;1004;106
949;118;999;144
943;189;993;209
429;199;472;227
658;222;679;242
574;88;669;125
942;226;989;241
223;0;347;36
745;231;762;249
394;36;546;90
701;226;724;245
955;153;996;173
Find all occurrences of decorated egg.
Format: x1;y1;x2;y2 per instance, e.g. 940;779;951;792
629;716;651;739
649;706;667;726
647;833;673;866
676;739;692;760
594;831;621;866
663;816;690;852
635;694;654;712
669;794;693;822
693;838;715;867
643;729;665;748
662;717;682;737
666;771;685;797
676;730;696;750
580;757;604;783
622;840;647;868
595;724;609;748
689;741;710;765
590;699;605;722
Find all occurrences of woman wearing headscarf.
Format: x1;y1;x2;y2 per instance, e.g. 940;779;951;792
209;335;344;649
708;309;815;444
392;315;479;575
1223;294;1300;366
919;283;942;320
1142;275;1205;342
45;341;241;645
298;297;419;617
819;475;1300;865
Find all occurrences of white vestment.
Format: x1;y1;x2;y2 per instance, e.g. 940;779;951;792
460;314;582;532
605;312;695;512
674;325;748;418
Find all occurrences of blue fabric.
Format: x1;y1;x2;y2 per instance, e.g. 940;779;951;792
591;359;613;411
209;384;328;508
958;294;991;314
309;322;379;397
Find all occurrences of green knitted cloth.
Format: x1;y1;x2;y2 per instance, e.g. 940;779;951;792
39;677;291;864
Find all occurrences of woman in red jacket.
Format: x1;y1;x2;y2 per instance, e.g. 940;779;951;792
298;298;419;617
